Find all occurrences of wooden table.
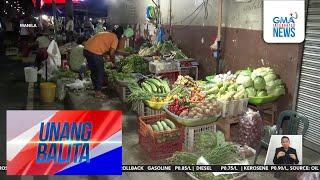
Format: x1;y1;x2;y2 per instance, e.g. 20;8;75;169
248;102;278;125
216;116;240;141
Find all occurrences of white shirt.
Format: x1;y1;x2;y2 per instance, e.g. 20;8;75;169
66;20;74;32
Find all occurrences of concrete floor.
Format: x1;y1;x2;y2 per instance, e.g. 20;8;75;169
1;54;320;180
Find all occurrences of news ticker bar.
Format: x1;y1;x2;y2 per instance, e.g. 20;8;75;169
123;165;320;172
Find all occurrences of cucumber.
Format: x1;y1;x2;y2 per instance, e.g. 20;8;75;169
156;121;164;131
146;81;158;93
148;79;163;89
162;80;170;93
147;124;153;133
151;124;159;132
164;119;176;129
142;82;153;93
161;121;172;131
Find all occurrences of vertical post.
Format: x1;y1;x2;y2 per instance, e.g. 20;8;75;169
66;0;74;17
157;0;161;27
169;0;172;39
52;0;57;40
216;0;222;74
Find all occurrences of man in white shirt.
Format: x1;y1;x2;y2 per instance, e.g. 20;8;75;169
65;16;74;42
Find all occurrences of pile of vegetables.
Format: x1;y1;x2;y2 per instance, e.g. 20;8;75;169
173;75;197;89
123;46;135;54
127;78;184;105
172;50;188;60
236;67;285;97
146;119;180;143
69;45;86;72
114;72;136;82
159;41;177;55
207;71;237;83
138;44;158;57
52;69;78;81
168;98;221;119
120;55;149;74
204;67;285;102
204;81;248;101
138;41;188;60
169;131;242;179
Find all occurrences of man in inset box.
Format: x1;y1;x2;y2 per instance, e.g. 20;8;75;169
273;136;299;164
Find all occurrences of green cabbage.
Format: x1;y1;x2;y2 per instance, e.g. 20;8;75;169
266;79;283;92
246;87;256;97
270;85;285;96
251;67;274;80
254;76;266;90
257;90;268;97
236;74;253;88
264;73;277;83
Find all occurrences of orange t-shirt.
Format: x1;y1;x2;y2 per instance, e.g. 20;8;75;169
84;32;118;55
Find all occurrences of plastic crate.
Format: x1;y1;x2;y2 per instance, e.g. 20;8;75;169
156;71;180;85
180;66;199;80
131;101;164;116
149;61;180;74
138;114;184;160
116;85;131;102
218;98;249;118
184;122;217;152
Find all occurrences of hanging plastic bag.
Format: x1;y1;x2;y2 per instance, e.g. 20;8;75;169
238;108;263;148
47;40;61;67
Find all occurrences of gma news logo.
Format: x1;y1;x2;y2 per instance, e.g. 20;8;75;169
273;12;298;38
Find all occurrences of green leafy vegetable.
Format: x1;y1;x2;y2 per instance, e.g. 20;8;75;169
194;132;217;153
253;76;266;90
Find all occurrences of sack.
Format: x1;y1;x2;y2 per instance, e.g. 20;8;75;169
47;40;61;67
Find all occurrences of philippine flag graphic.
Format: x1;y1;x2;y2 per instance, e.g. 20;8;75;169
6;110;122;175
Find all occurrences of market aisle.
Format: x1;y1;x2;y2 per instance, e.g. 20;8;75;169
0;55;28;179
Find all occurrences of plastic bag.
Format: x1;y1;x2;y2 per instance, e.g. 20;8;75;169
47;40;61;67
238;108;263;148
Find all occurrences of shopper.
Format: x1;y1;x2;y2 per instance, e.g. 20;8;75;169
65;15;74;42
273;136;299;165
34;30;50;69
83;26;124;98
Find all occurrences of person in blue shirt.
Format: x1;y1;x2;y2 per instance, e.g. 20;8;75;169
273;136;299;165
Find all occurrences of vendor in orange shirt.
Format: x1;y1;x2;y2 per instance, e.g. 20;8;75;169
83;26;124;98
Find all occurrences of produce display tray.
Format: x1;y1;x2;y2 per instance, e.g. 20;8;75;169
149;61;180;74
218;98;249;118
248;95;280;105
164;106;221;127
